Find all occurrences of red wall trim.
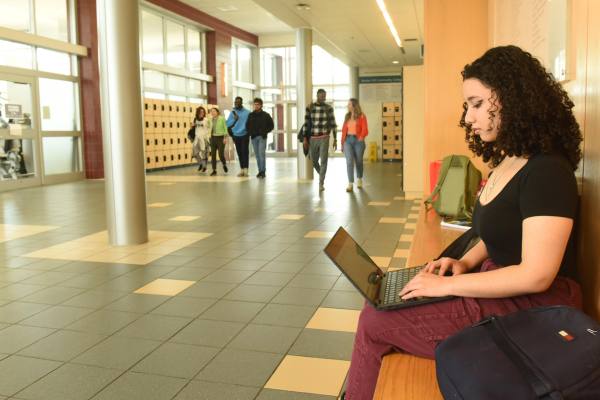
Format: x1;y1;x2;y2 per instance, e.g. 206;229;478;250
77;0;104;179
146;0;258;46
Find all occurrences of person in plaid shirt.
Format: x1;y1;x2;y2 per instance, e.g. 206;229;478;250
305;88;337;191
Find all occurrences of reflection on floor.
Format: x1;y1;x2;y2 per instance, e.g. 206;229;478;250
0;158;419;399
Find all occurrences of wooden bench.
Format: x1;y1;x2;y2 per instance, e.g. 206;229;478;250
373;205;462;400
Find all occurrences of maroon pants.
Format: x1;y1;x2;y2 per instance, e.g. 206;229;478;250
345;260;582;400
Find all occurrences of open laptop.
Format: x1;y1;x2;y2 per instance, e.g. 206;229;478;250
324;227;454;310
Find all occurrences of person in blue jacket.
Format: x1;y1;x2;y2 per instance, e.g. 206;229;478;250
226;96;251;177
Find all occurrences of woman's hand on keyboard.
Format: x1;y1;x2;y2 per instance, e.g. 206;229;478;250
423;257;469;276
398;271;452;300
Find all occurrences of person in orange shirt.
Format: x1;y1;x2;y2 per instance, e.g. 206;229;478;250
341;98;369;192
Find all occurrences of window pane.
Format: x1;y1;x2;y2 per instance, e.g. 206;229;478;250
143;70;164;90
187;78;201;96
187;29;202;73
42;137;81;174
189;97;204;104
35;0;69;41
167;94;186;101
144;91;165;100
167;75;186;92
0;138;36;179
332;59;350;84
142;10;164;64
0;40;33;69
0;0;31;32
230;46;237;81
39;79;79;131
37;48;71;75
237;46;252;83
166;21;185;69
234;88;253;105
333;86;350;101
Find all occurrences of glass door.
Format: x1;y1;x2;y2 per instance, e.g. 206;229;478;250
0;74;41;190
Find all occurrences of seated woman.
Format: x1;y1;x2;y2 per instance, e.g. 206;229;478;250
343;45;583;399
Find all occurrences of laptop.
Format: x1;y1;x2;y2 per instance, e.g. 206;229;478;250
324;227;454;310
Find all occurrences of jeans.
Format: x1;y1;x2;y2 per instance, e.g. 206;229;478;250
251;136;267;174
210;136;226;171
232;135;249;169
343;135;365;183
309;135;330;185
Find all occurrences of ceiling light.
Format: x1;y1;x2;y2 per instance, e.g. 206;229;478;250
296;3;311;11
216;5;238;12
392;60;400;64
375;0;402;48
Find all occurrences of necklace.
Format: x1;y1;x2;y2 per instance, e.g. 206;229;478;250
484;157;518;196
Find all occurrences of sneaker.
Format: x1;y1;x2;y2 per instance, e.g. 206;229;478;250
237;171;244;177
256;172;261;178
357;178;363;188
210;171;217;176
197;165;202;171
319;185;325;192
346;184;353;192
223;165;228;173
202;167;207;173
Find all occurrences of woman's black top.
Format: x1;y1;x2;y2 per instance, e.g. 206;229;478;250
472;154;578;279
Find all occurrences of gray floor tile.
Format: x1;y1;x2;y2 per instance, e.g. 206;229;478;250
0;355;60;397
132;342;218;378
227;324;301;354
0;325;55;354
300;263;340;276
19;286;84;305
0;270;40;283
150;297;216;318
221;259;268;271
18;329;107;361
199;300;265;323
15;363;122;400
58;274;112;289
320;291;365;310
287;274;338;290
178;282;237;298
170;319;245;348
271;287;329;306
331;276;355;292
201;269;255;284
260;261;306;274
0;284;46;301
21;272;78;286
252;304;318;328
224;284;281;303
91;372;187;400
72;336;160;370
182;256;231;269
146;255;198;267
161;267;213;280
66;309;141;335
256;389;336;400
244;272;295;287
174;380;260;400
0;302;50;324
116;314;192;341
61;290;128;308
103;293;170;313
196;349;284;387
289;329;355;360
20;305;94;329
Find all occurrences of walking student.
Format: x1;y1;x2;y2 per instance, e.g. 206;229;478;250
208;107;228;176
341;98;368;192
191;106;210;172
226;96;250;177
246;98;274;178
306;88;337;191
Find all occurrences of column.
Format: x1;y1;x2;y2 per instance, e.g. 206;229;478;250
96;0;148;245
350;66;359;99
296;28;313;180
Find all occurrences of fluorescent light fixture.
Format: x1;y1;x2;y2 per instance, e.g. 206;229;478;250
392;60;400;64
376;0;402;48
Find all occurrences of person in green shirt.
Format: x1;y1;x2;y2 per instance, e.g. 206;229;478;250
209;107;228;176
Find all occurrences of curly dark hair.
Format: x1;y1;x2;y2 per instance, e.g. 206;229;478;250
459;45;582;169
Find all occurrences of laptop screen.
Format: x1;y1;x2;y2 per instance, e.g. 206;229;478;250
324;227;383;304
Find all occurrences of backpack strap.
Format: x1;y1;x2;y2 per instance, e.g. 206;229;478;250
424;156;455;209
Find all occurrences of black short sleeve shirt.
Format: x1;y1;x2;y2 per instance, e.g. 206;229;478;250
472;154;578;278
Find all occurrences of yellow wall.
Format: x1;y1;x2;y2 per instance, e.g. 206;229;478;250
423;0;490;194
402;65;425;195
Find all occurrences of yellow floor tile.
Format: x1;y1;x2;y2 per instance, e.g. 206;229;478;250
146;175;248;183
0;224;59;243
393;248;410;258
148;202;173;208
405;222;417;229
399;234;414;243
158;182;176;186
266;191;280;195
368;201;391;206
407;213;419;220
379;217;406;224
304;231;335;239
410;206;421;211
134;278;196;296
169;216;200;222
306;308;360;333
265;355;350;396
371;256;391;268
393;196;405;200
277;214;305;220
117;254;160;265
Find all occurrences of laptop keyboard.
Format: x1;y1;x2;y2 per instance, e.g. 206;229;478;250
383;266;424;305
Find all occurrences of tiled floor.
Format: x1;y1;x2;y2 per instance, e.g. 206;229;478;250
0;157;417;400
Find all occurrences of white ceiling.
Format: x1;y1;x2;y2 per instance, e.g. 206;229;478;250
180;0;424;68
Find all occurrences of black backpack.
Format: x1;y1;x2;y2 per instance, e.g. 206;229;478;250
436;306;600;399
